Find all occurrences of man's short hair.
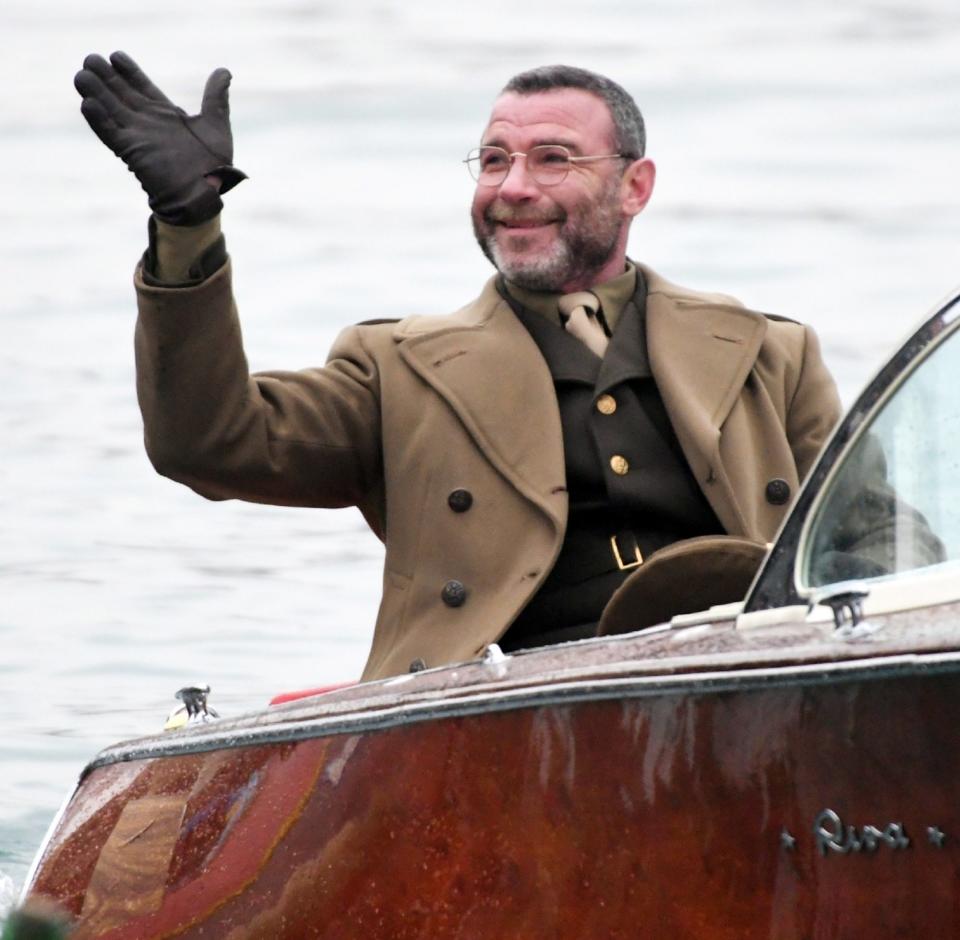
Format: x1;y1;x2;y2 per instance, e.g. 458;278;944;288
501;65;646;159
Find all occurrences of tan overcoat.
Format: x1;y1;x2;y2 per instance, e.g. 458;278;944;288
134;262;840;680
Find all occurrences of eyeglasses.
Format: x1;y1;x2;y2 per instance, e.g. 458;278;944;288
464;144;631;187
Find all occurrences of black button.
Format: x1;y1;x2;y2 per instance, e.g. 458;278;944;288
441;579;467;607
765;478;791;505
409;658;427;673
447;488;473;513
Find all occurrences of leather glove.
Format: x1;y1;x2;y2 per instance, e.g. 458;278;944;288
74;51;247;225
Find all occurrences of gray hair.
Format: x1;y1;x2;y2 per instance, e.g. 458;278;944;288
501;65;645;158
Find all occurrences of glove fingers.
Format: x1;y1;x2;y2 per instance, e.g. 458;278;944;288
80;52;112;77
79;51;152;112
79;97;124;151
200;68;233;125
74;68;134;128
109;50;174;106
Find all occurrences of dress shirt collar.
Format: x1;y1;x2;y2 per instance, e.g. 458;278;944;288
503;262;637;332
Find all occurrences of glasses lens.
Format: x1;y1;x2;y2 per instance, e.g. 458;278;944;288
528;145;571;185
466;147;511;184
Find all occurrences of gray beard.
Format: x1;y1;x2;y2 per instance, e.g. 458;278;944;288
472;185;623;292
482;232;575;292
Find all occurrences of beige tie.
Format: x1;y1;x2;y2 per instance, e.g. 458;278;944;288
558;291;609;357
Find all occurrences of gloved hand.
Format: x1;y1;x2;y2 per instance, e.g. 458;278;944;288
74;51;247;226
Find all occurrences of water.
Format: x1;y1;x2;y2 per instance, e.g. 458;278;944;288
3;0;960;908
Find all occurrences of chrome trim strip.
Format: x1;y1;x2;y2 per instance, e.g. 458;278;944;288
18;781;81;903
83;650;960;775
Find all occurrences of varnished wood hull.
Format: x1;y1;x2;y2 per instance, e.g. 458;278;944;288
22;635;960;938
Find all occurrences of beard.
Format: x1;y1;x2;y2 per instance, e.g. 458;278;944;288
472;176;624;292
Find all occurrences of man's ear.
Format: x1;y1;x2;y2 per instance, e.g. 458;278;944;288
621;158;656;217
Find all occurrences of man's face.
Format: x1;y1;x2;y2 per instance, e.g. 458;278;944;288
471;88;630;293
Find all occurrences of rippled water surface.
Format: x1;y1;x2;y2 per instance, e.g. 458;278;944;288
3;0;960;907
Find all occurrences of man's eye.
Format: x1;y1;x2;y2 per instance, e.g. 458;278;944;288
538;149;569;165
480;150;508;168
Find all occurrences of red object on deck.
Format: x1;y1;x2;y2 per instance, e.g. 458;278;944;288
269;682;355;705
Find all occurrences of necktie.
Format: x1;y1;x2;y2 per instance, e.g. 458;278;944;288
558;291;609;357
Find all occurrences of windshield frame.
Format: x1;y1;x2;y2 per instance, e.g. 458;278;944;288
743;287;960;614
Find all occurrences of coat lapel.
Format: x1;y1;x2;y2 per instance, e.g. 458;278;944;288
643;266;767;534
395;277;566;528
394;268;769;536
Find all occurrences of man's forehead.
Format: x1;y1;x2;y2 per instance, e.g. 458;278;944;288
482;88;614;145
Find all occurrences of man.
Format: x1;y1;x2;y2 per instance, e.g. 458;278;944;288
74;55;841;680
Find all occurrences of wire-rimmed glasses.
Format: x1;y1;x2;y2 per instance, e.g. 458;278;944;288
464;144;631;187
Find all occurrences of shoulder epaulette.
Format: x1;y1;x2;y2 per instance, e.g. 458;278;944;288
762;313;801;325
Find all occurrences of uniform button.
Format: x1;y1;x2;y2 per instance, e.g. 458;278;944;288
409;658;427;673
596;394;617;415
610;455;629;476
441;580;467;607
765;478;791;505
447;488;473;513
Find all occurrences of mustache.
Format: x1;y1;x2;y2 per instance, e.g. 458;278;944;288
484;204;566;225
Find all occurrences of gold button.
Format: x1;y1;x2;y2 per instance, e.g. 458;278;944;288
610;455;629;475
596;394;617;415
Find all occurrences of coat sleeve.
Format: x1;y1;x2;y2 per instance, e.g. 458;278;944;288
134;260;385;521
784;324;842;483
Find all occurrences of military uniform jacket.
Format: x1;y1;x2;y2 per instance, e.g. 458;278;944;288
134;261;841;681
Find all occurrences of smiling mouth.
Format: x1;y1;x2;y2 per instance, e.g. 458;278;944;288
502;222;550;231
494;218;559;230
486;207;561;230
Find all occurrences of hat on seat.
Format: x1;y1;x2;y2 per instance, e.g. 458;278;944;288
597;535;769;636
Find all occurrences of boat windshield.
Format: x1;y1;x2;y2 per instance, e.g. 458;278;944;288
802;319;960;587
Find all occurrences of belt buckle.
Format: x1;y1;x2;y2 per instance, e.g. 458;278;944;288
610;534;643;571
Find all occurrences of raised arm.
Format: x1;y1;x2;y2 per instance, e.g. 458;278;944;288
76;53;387;528
134;262;386;519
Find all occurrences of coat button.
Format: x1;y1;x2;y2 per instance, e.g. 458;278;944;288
596;394;617;415
409;658;427;673
441;580;467;607
447;488;473;513
765;478;791;505
610;455;629;476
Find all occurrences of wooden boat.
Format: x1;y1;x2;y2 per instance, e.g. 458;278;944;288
16;283;960;937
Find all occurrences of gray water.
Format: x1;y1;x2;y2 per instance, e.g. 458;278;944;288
3;0;960;909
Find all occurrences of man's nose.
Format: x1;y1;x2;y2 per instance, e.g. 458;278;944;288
496;154;540;202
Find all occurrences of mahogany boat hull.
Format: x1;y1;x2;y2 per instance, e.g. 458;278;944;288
22;646;960;938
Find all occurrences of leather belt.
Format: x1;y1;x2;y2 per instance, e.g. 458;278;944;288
550;529;645;585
